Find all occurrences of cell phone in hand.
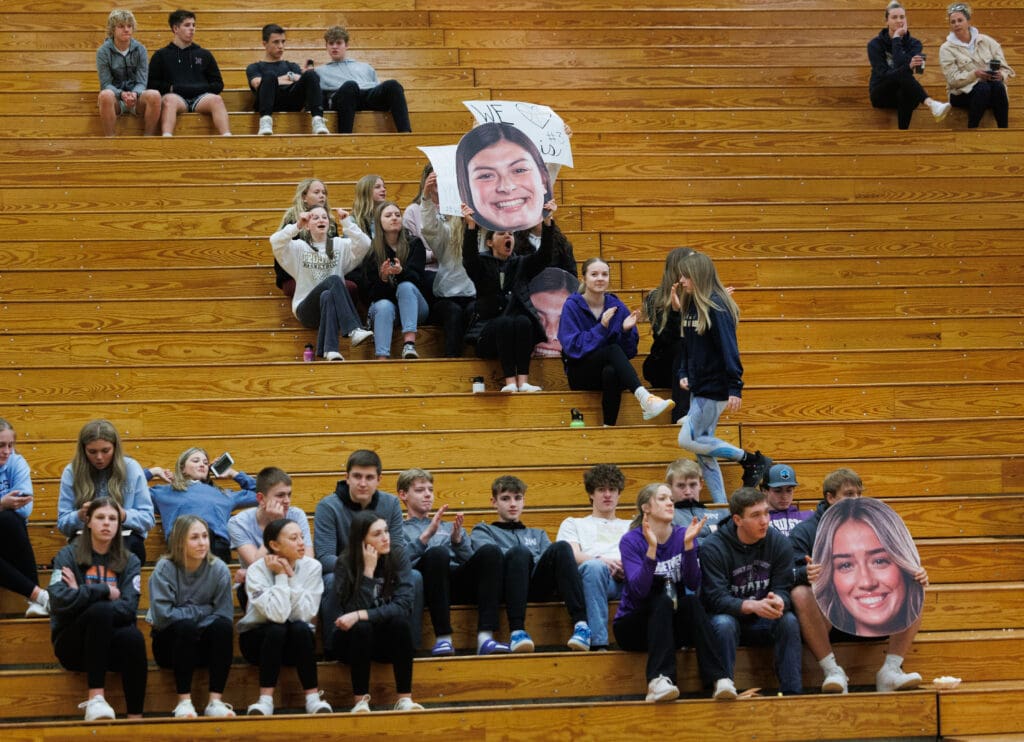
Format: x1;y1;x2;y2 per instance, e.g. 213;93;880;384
210;452;234;477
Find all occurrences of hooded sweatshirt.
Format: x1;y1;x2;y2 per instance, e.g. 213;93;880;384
789;499;829;586
940;26;1015;96
676;291;743;401
867;27;923;93
470;520;551;561
313;481;406;576
699;517;794;618
148;42;224;98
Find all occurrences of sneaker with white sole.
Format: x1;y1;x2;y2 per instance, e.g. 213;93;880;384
646;674;680;703
401;342;419;359
311;115;329;135
641;394;675;421
567;623;591;651
204;699;235;717
929;100;952;122
305;691;332;714
173;698;197;718
393;697;424;711
348;328;373;347
509;629;535;653
351;695;371;714
517;382;542;392
324;351;344;362
25;590;49;617
876;665;922;693
258;115;273;135
822;667;849;694
500;383;517;393
79;695;115;721
713;678;738;700
247;696;274;716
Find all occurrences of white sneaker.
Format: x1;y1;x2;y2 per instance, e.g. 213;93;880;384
305;691;332;714
641;394;675;421
258;115;273;135
517;382;542;392
500;383;518;393
25;590;49;617
324;351;344;362
393;697;424;711
645;674;680;703
713;678;738;700
930;100;952;122
173;698;197;718
204;699;235;717
351;694;371;714
79;695;115;721
822;667;849;694
247;696;274;715
348;328;373;347
311;115;329;135
876;665;923;693
402;342;419;359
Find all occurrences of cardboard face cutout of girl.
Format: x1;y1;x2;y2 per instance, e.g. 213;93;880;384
456;122;553;233
811;497;924;637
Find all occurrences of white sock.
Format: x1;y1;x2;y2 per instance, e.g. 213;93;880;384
305;692;320;705
634;386;651;403
883;653;904;671
818;652;840;673
477;631;493;650
259;694;273;707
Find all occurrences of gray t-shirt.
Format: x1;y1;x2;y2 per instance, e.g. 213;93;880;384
228;506;312;566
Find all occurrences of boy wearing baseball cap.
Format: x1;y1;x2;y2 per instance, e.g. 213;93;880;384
761;464;811;537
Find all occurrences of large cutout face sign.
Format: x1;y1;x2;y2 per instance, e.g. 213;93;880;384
455;122;553;233
811;497;924;638
528;267;579;358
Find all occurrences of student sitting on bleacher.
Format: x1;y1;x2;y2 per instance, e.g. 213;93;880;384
399;468;508;656
789;468;928;694
95;9;160;137
247;24;328;136
57;419;154;566
471;475;592;653
868;2;952;129
460;201;558;392
330;510;423;713
761;463;812;538
49;498;147;721
275;178;338;297
360;201;430;360
0;418;50;617
271;206;374;361
614;483;735;702
557;257;674;426
237;518;332;716
940;2;1015;128
352;173;387;237
147;515;235;718
147;9;231;137
667;458;727;534
145;446;258;562
316;25;412;134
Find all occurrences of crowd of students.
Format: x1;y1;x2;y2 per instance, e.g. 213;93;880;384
0;415;931;719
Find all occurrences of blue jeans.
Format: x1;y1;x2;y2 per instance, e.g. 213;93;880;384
579;559;622;647
710;612;803;694
677;395;744;504
368;281;428;357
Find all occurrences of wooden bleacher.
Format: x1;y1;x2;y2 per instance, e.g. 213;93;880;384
0;0;1022;738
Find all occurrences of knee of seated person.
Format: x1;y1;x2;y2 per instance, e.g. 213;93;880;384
578;556;609;578
710;612;739;632
474;541;503;564
339;80;360;94
505;545;531;567
98;89;117;105
300;69;319;82
777;610;801;635
380;79;405;93
82;599;116;620
547;540;574;563
790;585;816;611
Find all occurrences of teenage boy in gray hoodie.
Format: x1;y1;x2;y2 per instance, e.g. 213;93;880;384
470;475;591;653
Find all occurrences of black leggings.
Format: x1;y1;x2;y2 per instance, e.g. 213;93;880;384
565;344;643;426
416;543;503;634
53;601;148;714
501;542;587;631
477;314;533;378
870;70;929;130
0;510;39;598
239;620;318;690
152;616;233;695
950;80;1009;128
431;296;475;357
613;591;726;687
330;614;414;696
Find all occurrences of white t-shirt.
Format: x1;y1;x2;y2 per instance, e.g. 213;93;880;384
556;515;630;560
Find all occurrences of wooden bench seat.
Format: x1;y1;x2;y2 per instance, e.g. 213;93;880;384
0;629;1015;718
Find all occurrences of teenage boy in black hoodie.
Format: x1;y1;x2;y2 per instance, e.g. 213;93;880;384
700;486;802;695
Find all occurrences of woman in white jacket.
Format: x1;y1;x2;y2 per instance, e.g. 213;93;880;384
940;2;1014;127
237;518;332;715
271;206;373;361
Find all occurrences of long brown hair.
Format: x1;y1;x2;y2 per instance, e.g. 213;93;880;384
74;497;130;573
70;420;128;510
370;200;410;266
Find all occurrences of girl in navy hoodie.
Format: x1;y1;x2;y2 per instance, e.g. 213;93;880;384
674;252;771;503
558;257;674;425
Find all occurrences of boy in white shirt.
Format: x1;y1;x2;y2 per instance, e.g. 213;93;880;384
556;464;632;650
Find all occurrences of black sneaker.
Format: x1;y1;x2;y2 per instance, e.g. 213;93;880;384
740;450;773;488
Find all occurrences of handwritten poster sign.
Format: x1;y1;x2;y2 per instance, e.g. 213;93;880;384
417;144;461;217
463;100;573;168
